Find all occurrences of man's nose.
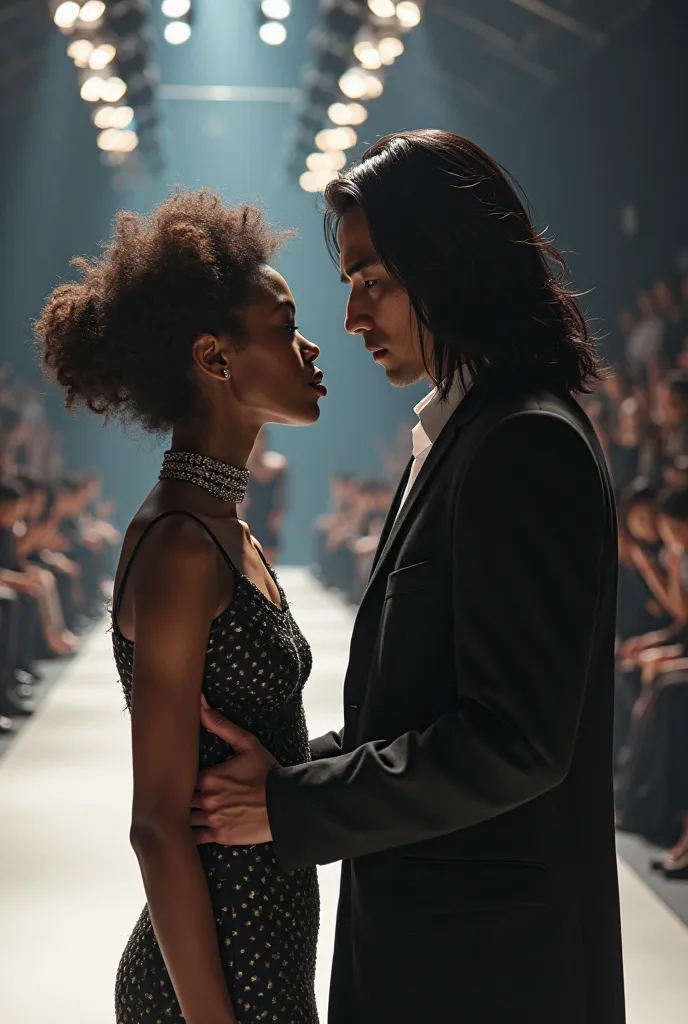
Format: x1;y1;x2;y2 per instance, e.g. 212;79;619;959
345;297;373;336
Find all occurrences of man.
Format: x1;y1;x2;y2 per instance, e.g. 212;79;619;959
193;131;625;1023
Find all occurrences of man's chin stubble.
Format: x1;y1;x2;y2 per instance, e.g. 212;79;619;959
386;366;428;388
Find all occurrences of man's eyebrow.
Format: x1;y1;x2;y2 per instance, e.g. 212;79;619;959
339;258;382;284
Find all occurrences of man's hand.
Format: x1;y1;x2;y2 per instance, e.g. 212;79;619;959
191;698;279;846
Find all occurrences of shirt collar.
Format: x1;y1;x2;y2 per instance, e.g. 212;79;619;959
411;373;472;457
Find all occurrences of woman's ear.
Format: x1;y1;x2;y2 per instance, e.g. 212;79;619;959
192;333;230;382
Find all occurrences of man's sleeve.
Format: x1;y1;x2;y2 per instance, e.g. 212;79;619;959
267;413;606;871
309;729;344;761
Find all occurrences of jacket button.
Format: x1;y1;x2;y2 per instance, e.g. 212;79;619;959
349;704;359;710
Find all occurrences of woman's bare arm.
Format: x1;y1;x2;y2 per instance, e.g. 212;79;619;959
127;517;237;1024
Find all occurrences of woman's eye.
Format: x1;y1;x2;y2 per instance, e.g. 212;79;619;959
363;280;376;290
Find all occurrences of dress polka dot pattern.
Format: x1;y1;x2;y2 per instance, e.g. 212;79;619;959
111;513;319;1024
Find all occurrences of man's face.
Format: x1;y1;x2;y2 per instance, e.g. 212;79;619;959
338;207;428;388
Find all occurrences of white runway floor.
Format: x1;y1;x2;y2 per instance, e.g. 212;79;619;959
1;568;687;1023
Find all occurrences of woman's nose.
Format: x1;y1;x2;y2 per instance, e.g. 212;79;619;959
300;334;320;361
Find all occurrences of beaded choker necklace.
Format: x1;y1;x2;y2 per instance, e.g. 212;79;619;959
159;450;249;504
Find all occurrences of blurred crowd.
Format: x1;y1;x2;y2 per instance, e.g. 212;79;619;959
315;272;688;880
313;424;409;605
0;364;120;735
578;273;688;879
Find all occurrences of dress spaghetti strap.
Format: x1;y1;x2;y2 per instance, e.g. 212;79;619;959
112;509;238;631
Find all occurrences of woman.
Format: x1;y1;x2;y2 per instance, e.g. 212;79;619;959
35;190;326;1024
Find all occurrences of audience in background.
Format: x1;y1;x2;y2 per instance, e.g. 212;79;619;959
239;427;288;566
0;365;120;735
314;475;397;605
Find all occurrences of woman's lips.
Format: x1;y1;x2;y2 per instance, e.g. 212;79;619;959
372;348;388;363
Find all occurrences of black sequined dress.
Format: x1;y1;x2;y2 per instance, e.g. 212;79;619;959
111;511;319;1024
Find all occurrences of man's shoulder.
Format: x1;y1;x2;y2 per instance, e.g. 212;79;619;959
465;380;591;442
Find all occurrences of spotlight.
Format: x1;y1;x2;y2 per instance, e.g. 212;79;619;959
162;0;193;44
338;67;370;99
53;2;81;28
259;21;287;45
67;38;95;67
378;35;404;63
361;71;384;98
328;101;368;126
79;1;106;23
300;169;338;193
53;0;165;174
396;1;421;28
93;104;134;129
97;127;139;152
315;126;357;151
339;67;383;99
261;0;290;19
80;75;105;102
101;76;127;102
164;20;192;44
367;0;395;16
88;44;117;70
354;41;382;70
306;150;347;172
161;0;191;15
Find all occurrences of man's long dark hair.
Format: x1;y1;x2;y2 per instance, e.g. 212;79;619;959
324;130;603;396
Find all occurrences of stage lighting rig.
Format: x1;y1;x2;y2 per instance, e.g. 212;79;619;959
286;0;424;193
161;0;194;46
257;0;290;46
50;0;165;178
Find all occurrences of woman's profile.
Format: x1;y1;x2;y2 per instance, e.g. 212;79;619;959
35;189;326;1024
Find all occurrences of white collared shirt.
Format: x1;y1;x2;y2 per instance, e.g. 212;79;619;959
395;374;472;520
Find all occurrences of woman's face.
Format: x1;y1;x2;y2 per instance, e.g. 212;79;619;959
227;267;325;427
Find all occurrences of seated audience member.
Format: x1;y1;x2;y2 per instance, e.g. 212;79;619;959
615;481;674;757
318;477;391;602
653;279;688;370
626;290;663;387
656;370;688;471
616;483;688;874
0;482;77;658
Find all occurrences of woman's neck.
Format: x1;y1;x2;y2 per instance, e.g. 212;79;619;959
170;423;259;472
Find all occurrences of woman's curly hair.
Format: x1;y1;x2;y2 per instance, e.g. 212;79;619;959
35;189;288;432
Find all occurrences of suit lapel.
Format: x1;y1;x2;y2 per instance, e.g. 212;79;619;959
364;380;488;598
368;459;412;579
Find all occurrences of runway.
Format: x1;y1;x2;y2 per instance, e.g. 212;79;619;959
1;568;687;1023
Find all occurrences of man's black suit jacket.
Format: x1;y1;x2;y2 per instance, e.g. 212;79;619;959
267;372;625;1024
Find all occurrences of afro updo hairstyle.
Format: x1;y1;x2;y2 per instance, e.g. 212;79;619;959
35;189;289;433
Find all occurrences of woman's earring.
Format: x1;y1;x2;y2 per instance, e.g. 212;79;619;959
222;367;230;380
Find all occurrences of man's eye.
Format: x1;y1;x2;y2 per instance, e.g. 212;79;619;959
283;323;299;335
